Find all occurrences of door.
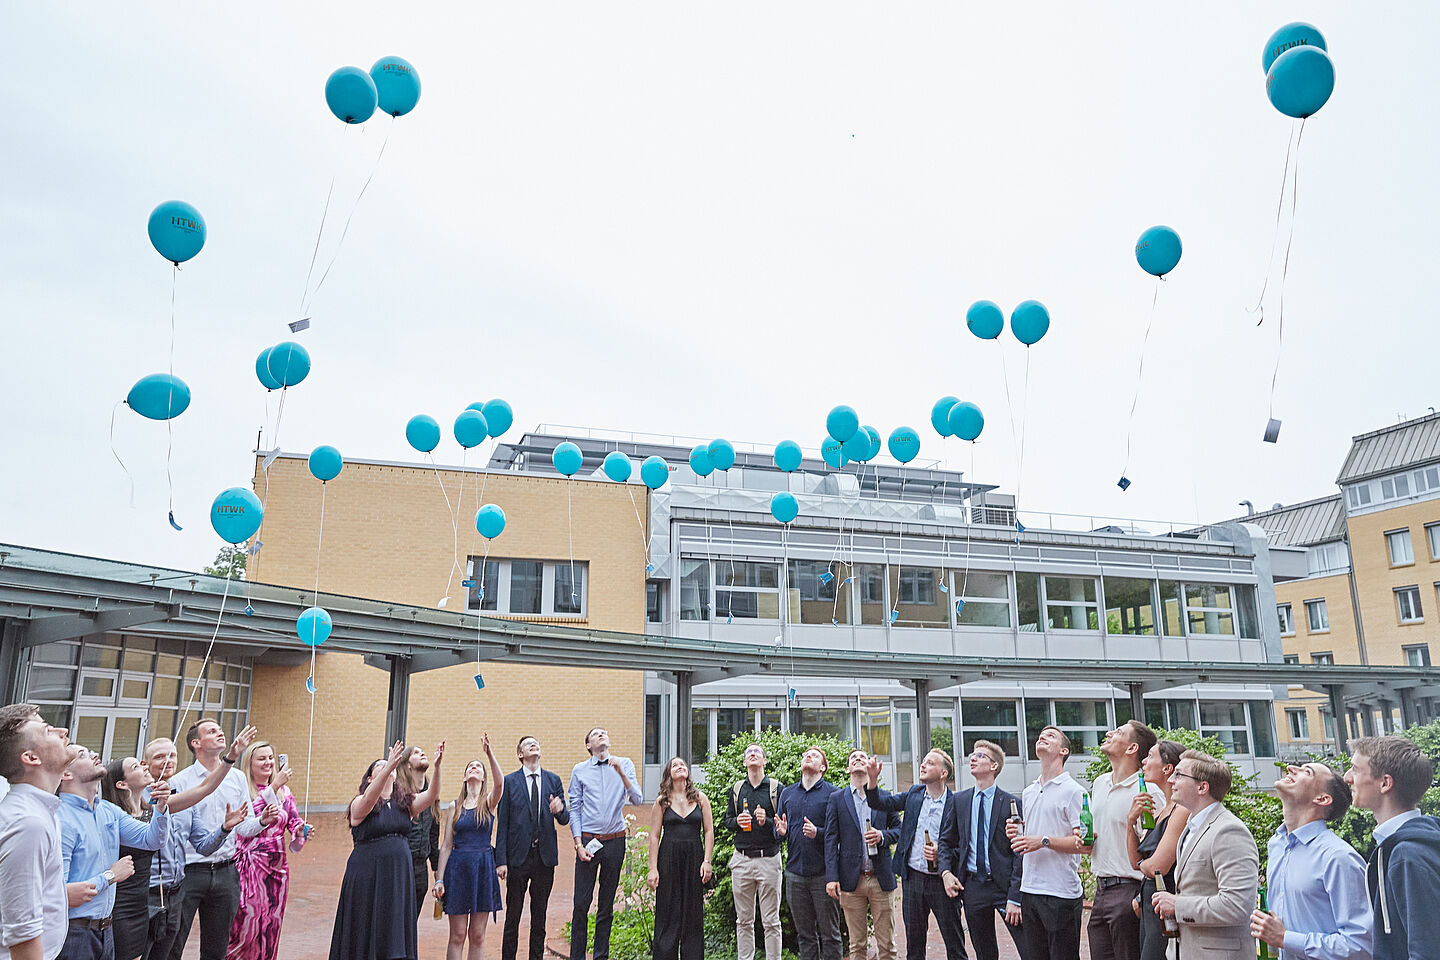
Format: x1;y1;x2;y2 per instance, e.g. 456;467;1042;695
72;707;149;760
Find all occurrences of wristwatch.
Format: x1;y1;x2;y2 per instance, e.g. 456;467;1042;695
1041;836;1050;848
102;870;116;886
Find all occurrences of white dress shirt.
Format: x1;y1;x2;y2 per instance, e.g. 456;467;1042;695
1090;769;1164;879
0;784;68;960
168;760;263;863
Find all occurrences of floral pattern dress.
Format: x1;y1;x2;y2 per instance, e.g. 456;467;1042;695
227;786;308;960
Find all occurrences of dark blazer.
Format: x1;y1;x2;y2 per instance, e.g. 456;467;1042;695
495;767;570;868
940;785;1024;908
824;784;902;892
865;783;956;880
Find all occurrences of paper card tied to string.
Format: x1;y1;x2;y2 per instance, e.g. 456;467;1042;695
261;448;281;470
646;563;654;575
305;675;316;694
955;599;967;617
1264;419;1282;444
937;582;950;594
887;610;899;625
787;687;798;706
168;512;183;532
819;571;834;585
1117;476;1132;492
473;672;485;691
288;318;311;333
248;539;263;557
243;604;254;617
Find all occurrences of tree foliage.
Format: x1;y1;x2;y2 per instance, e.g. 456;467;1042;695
204;545;247;580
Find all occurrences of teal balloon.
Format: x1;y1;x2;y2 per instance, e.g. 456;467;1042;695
821;436;848;469
267;342;311;387
774;440;803;473
966;301;1004;340
708;438;736;471
297;606;332;647
126;373;190;421
481;398;513;438
454;409;489;449
602;451;633;482
210;487;263;544
1262;22;1327;74
862;426;881;462
255;348;282;390
1266;45;1335;119
308;445;343;482
147;201;206;264
770;491;799;524
641;456;670;489
325;66;377;124
887;427;920;463
1011;300;1051;346
948;401;984;442
406;414;440;453
842;429;869;461
689;444;714;477
370;56;421;117
474;503;506;539
826;406;859;444
552;441;583;476
931;396;959;437
1136;225;1182;277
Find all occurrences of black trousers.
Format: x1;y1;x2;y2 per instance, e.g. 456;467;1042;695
144;885;183;960
960;878;1028;960
900;868;967;960
786;871;843;960
1020;892;1082;960
504;845;556;960
167;861;240;960
413;856;431;923
58;926;113;960
569;836;626;960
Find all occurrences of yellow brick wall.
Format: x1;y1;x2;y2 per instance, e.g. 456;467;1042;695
1347;502;1440;666
245;455;649;805
1273;572;1357;746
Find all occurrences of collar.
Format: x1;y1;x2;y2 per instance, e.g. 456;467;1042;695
1373;808;1422;845
59;791;98;812
1184;800;1221;834
1035;771;1074;789
523;765;541;776
593;756;608;765
7;782;62;812
1110;768;1141;788
851;784;868;798
1273;819;1327;846
799;775;825;791
974;784;996;801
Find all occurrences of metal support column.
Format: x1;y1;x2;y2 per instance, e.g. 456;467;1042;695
915;679;932;756
384;655;411;750
1400;688;1418;730
1359;707;1375;737
1129;683;1145;724
675;671;694;764
1327;686;1348;752
0;621;25;704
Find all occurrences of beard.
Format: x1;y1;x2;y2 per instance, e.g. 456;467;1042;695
412;759;431;773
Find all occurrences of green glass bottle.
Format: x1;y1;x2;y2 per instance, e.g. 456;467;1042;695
1080;794;1095;846
1257;883;1270;959
1139;772;1155;830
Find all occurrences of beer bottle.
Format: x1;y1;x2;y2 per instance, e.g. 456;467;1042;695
864;814;878;856
924;829;937;873
1139;771;1156;830
1008;799;1022;827
1154;873;1179;938
742;798;752;832
1080;794;1095;846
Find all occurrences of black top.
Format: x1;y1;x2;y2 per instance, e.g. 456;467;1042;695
726;777;779;853
409;804;440;870
1138;811;1175;892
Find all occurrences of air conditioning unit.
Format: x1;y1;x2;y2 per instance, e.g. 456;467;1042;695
971;492;1016;526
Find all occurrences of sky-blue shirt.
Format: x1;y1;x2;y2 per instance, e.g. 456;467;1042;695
58;793;168;919
778;778;835;877
1266;819;1372;960
908;789;947;872
568;755;643;838
849;786;874;872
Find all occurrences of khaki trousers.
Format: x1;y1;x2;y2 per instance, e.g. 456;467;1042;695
731;852;783;960
839;873;897;960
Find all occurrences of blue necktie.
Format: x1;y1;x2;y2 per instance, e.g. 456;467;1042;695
976;793;989;878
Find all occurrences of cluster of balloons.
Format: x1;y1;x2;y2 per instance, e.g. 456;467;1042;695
403;399;513;454
256;342;312;390
931;397;985;442
966;300;1051;346
597;449;671;490
1135;226;1183;277
689;438;736;478
1263;23;1334;119
324;57;422;124
819;406;878;469
147;201;206;265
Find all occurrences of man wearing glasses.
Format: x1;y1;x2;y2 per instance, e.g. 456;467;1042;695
727;744;783;960
946;741;1028;960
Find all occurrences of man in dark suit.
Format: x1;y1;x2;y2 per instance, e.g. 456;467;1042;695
496;735;570;960
863;749;967;960
942;740;1028;960
825;749;901;960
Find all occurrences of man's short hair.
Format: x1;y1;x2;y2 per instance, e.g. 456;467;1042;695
516;736;538;755
973;739;1005;772
847;748;867;764
185;718;221;755
928;748;955;780
1315;763;1352;822
1040;725;1072;756
1180;749;1233;801
1351;735;1436;809
0;703;41;781
1124;720;1159;762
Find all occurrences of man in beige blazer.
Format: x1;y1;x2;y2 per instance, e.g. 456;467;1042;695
1151;749;1259;959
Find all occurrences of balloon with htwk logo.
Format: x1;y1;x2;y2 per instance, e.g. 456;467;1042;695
297;606;333;647
931;397;959;437
308;445;343;483
370;56;421;117
126;374;190;421
826;406;860;444
641;456;670;490
481;398;513;438
406;415;440;454
1011;301;1051;346
948;401;985;442
773;440;803;473
1266;45;1335;119
602;452;633;482
552;442;583;477
842;428;869;462
770;491;799;524
255;348;282;391
689;444;713;477
1136;226;1183;277
707;438;736;471
966;301;1005;340
325;66;377;124
475;504;506;539
887;427;920;464
862;426;881;462
210;487;263;544
267;342;311;388
1262;22;1327;74
147;201;206;265
453;409;489;449
821;436;848;469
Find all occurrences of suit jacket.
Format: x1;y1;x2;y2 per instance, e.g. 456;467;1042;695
1173;803;1259;959
865;783;955;882
495;767;570;869
942;786;1024;908
824;785;902;892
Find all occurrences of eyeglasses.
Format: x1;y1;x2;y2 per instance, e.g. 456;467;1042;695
1170;771;1203;782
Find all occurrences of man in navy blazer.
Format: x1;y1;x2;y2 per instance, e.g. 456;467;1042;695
825;749;901;960
940;740;1028;960
864;749;968;960
496;735;570;960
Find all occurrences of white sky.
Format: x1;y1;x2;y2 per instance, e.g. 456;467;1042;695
4;4;1439;573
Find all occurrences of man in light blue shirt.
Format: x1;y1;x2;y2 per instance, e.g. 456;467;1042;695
1250;762;1370;960
57;748;170;960
567;728;642;960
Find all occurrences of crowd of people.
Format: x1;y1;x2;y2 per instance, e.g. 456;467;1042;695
4;705;1440;960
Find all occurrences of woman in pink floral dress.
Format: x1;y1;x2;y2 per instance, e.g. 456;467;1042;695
227;741;313;960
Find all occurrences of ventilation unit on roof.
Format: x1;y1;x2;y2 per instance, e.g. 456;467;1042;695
970;492;1016;526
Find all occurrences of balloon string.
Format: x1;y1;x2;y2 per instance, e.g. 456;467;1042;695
313;483;326;605
174;571;233;740
303;481;325;827
476;540;492;667
306;116;393;314
626;484;650;569
166;265;178;524
1017;350;1031;533
1250;120;1299;327
1269;117;1306;420
249;388;288;580
567;482;576;601
961;440;977;604
999;342;1022;496
1122;277;1163;476
298;124;347;318
109;401;136;508
441;451;467;605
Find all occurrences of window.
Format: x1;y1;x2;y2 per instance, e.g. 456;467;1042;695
1052;699;1110;751
859;699;893;758
1249;702;1277;756
1388;529;1415;566
952;571;1012;627
787;559;850;625
644;695;664;765
554;565;585;615
1405;644;1431;666
1287;709;1309;740
1311;652;1334;665
1283;654;1299;665
1382;475;1412;500
1016;573;1042;632
1397;586;1424;623
1429;523;1440;560
856;564;887;625
510;561;543;614
1347;484;1372;508
1199;700;1250;754
1044;576;1100;631
1104;577;1157;635
1277;603;1295;636
715;561;780;620
1305;599;1329;632
466;558;585;616
789;707;855;743
1143;699;1197;732
691;708;711;758
889;566;948;628
1185;582;1238;637
1157;581;1183;636
898;568;936;605
680;559;710;621
646;582;662;623
1307;542;1348;577
961;699;1019;757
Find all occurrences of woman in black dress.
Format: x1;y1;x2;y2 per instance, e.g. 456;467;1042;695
329;739;446;960
646;757;714;960
1127;739;1190;960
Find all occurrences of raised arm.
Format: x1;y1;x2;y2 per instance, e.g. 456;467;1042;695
351;741;406;826
117;802;170;852
433;806;452;899
411;740;446;815
166;725;257;813
484;736;503;813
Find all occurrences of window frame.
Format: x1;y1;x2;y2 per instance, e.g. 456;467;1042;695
1286;708;1309;740
951;570;1013;629
1396;585;1424;624
465;556;589;618
1404;643;1432;667
1041;575;1101;633
1277;603;1295;636
713;559;781;622
1305;598;1329;633
1387;528;1416;567
1198;699;1251;756
1311;651;1334;665
1428;523;1440;561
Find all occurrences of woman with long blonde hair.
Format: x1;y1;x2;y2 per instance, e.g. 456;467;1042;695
434;733;504;960
646;756;714;960
227;740;311;960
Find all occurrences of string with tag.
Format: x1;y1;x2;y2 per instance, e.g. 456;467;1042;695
956;441;978;625
109;402;136;508
626;485;652;574
174;572;235;740
438;451;468;607
1260;119;1308;443
164;265;182;530
1120;277;1164;486
301;117;393;322
303;478;327;829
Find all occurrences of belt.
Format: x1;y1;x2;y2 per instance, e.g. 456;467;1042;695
69;917;112;931
187;858;235;871
860;868;875;876
581;831;626;842
736;847;779;858
1097;876;1141;889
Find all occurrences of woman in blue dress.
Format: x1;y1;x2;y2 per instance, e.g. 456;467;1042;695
434;733;504;960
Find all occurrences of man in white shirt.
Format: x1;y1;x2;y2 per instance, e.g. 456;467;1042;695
1006;725;1085;960
1081;720;1164;960
165;718;269;960
0;703;81;960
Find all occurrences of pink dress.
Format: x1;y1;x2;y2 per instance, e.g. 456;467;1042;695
227;786;308;960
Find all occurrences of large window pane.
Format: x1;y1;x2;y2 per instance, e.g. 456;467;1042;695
644;696;661;765
1104;577;1156;635
554;564;585;615
787;560;849;625
27;666;75;701
692;709;711;758
717;561;778;589
1234;586;1259;639
1200;700;1249;754
856;564;887;625
961;699;1019;757
1248;702;1276;756
860;699;892;759
680;560;711;621
1024;698;1051;746
31;643;79;665
715;708;747;750
1017;573;1042;632
1158;581;1183;636
790;707;856;742
715;561;779;620
467;559;498;611
1185;583;1237;637
1054;699;1109;750
954;571;1012;627
889;566;948;629
1045;577;1099;631
511;561;543;615
82;645;121;669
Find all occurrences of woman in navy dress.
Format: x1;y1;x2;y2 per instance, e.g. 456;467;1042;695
329;739;446;960
434;733;504;960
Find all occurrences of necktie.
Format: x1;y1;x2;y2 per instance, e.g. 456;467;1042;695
975;793;989;878
530;773;542;841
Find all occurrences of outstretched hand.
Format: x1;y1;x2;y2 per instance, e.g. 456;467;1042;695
386;741;405;768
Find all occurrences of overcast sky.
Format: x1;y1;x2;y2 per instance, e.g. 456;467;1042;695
4;4;1438;573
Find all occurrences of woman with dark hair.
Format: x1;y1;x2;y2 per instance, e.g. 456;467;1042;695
434;734;504;960
646;756;714;960
1127;738;1191;960
329;739;445;960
